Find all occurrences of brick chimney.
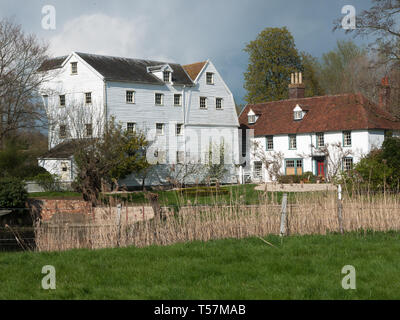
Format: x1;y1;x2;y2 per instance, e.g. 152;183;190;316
289;72;305;99
379;76;391;111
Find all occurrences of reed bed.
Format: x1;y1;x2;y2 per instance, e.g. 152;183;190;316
34;190;400;252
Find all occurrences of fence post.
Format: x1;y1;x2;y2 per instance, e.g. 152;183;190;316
337;184;344;234
280;193;288;237
117;203;122;247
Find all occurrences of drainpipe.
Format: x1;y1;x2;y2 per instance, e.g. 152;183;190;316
103;79;108;132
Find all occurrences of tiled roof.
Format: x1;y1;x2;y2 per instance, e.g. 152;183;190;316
182;61;207;81
239;93;400;136
39;140;78;159
38;53;194;86
37;56;68;72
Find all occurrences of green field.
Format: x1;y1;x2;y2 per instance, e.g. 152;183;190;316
1;232;400;299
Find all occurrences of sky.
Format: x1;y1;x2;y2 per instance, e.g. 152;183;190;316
0;0;374;105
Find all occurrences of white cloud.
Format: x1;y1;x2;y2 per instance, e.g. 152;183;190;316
48;13;172;61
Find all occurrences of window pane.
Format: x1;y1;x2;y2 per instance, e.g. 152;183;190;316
155;93;163;105
317;133;324;147
127;122;135;133
59;95;65;106
85;92;91;104
174;94;181;106
71;62;77;74
289;135;296;149
85;124;92;137
216;98;222;109
344;131;351;146
163;71;170;82
266;136;273;150
206;73;213;84
254;161;262;178
200;97;207;109
126;91;134;103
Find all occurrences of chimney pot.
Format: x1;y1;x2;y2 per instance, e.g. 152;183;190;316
288;71;305;99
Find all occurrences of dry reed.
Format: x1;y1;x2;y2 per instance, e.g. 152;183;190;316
34;191;400;252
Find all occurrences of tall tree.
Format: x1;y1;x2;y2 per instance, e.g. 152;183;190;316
316;40;367;95
0;18;50;147
300;52;325;97
243;27;302;103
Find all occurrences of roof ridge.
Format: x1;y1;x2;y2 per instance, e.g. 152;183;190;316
248;92;359;107
75;52;176;66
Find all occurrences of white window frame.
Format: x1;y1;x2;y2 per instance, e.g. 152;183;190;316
85;92;92;105
127;122;136;134
59;124;67;138
294;110;303;120
289;134;297;149
343;131;352;147
248;115;256;124
156;123;164;136
177;151;184;164
200;97;207;109
163;71;171;83
85;124;93;137
343;157;353;171
176;123;183;136
266;135;273;150
206;72;214;85
174;94;182;106
316;132;324;148
126;90;135;104
59;95;65;107
71;62;78;75
253;161;263;179
216;97;223;110
155;93;164;106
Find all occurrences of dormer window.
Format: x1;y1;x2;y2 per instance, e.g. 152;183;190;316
247;109;257;124
293;104;303;120
248;115;256;123
163;71;171;82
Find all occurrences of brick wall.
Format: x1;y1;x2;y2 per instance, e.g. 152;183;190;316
28;199;93;222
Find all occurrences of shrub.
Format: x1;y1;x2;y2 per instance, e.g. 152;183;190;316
0;177;28;208
33;172;61;192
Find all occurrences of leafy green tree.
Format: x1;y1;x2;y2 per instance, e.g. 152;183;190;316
316;40;367;95
73;118;151;205
300;52;325;97
0;177;28;208
243;27;302;103
352;137;400;191
0;137;47;179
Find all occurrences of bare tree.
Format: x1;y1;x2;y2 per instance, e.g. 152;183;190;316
334;0;400;64
298;142;354;183
0;18;50;147
252;140;284;184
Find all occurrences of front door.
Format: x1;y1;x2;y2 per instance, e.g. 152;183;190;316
317;160;325;177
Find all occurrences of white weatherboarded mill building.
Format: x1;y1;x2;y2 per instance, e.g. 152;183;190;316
38;52;240;186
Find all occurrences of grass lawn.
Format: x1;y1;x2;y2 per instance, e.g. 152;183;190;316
1;232;400;299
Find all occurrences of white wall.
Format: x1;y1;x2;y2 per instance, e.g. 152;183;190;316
40;53;105;149
248;129;376;182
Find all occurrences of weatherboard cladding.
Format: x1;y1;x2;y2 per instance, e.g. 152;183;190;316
38;52;195;86
239;93;400;136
